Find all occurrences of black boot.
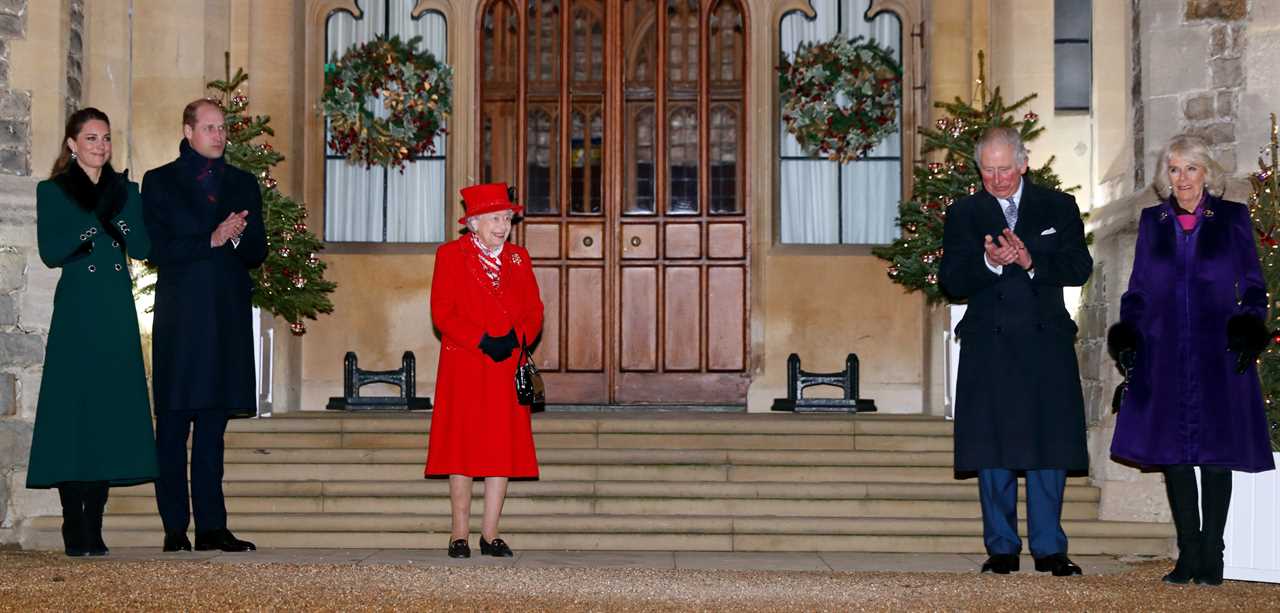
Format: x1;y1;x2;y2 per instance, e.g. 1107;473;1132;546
81;482;110;556
1161;465;1202;584
1196;466;1232;586
56;484;88;557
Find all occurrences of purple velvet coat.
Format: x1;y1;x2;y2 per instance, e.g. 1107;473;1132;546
1111;196;1276;473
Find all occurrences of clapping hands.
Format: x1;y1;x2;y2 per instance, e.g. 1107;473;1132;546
211;210;249;247
984;228;1033;270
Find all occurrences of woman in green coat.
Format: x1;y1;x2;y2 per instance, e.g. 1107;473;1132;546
26;108;157;557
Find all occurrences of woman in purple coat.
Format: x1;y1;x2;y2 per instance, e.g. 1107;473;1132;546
1108;134;1276;586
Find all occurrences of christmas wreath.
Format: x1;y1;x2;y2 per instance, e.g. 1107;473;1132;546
779;35;902;163
321;34;452;168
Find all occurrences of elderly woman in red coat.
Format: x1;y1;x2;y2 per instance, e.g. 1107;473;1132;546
425;183;543;559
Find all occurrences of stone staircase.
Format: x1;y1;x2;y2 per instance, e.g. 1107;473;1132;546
27;412;1173;553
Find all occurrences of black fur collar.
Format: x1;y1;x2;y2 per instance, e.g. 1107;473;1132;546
53;161;127;213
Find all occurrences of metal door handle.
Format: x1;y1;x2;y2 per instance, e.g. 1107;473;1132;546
630;236;642;247
583;236;594;247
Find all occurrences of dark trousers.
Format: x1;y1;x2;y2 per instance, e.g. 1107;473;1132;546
154;411;229;534
978;468;1068;557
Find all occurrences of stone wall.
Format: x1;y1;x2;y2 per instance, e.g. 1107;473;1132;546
0;0;54;543
0;0;28;177
65;0;82;121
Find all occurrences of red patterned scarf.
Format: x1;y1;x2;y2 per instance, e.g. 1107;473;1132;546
471;234;504;291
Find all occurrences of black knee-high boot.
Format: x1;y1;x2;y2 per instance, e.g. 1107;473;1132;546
1197;466;1233;586
1161;465;1202;584
56;484;88;557
81;481;110;556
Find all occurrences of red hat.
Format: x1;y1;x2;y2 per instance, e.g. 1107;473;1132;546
458;182;524;224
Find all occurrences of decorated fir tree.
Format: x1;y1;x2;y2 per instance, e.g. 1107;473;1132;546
1246;113;1280;450
873;78;1070;303
139;67;336;335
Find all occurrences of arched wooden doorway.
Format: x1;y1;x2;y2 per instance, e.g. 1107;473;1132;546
479;0;749;404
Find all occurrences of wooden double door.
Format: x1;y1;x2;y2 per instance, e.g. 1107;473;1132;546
479;0;750;403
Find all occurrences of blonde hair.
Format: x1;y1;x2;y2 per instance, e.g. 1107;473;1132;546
1153;134;1226;199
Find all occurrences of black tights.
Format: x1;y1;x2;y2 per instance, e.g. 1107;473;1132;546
56;481;109;556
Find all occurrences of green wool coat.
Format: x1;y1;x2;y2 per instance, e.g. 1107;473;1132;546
25;165;158;489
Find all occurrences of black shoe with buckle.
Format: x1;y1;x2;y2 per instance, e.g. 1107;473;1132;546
980;554;1020;574
448;538;471;558
1033;553;1083;576
479;536;513;557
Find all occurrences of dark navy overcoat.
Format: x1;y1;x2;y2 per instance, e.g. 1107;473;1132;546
142;142;267;416
1111;196;1276;473
940;179;1093;472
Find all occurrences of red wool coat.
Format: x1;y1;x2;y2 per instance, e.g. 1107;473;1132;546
424;237;544;478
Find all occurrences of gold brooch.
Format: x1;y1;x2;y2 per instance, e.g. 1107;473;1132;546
1204;209;1215;218
511;253;522;264
1159;211;1169;221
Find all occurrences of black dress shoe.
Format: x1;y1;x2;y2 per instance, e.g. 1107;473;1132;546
448;538;471;559
980;554;1020;574
195;529;256;552
163;532;193;552
1034;553;1083;576
479;536;513;557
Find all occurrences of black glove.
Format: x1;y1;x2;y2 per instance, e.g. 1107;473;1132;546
1227;314;1270;374
478;328;519;362
1106;322;1140;376
95;174;127;246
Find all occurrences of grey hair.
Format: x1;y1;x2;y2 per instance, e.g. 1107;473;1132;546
1152;134;1226;199
463;217;478;233
974;127;1029;167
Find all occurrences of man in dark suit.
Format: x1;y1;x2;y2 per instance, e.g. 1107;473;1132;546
939;126;1092;576
143;99;266;553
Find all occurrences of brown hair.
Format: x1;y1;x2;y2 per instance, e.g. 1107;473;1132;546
50;107;111;178
182;98;223;127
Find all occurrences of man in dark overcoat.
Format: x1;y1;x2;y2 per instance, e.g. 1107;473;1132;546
143;99;266;553
939;127;1092;577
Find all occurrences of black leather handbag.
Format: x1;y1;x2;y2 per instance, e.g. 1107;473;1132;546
514;345;545;409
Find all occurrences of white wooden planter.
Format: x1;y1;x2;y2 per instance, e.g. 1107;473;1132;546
1224;454;1280;583
945;304;966;420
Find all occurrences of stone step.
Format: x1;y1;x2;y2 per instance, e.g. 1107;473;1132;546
222;431;951;451
213;462;963;483
226;413;954;437
26;514;1172;555
104;494;1099;520
105;480;1101;502
215;448;958;466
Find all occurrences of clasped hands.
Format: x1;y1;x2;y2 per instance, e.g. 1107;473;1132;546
983;228;1033;271
211;210;250;248
479;328;520;362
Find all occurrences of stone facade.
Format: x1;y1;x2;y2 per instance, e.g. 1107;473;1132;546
0;0;27;176
0;0;39;542
65;0;82;122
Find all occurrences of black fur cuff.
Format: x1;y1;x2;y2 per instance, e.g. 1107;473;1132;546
1227;314;1270;355
1106;321;1140;362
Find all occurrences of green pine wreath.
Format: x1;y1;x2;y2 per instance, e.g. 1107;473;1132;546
321;34;452;168
779;35;902;163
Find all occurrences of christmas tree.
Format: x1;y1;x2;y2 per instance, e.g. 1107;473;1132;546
872;64;1070;303
138;66;336;335
1246;113;1280;451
